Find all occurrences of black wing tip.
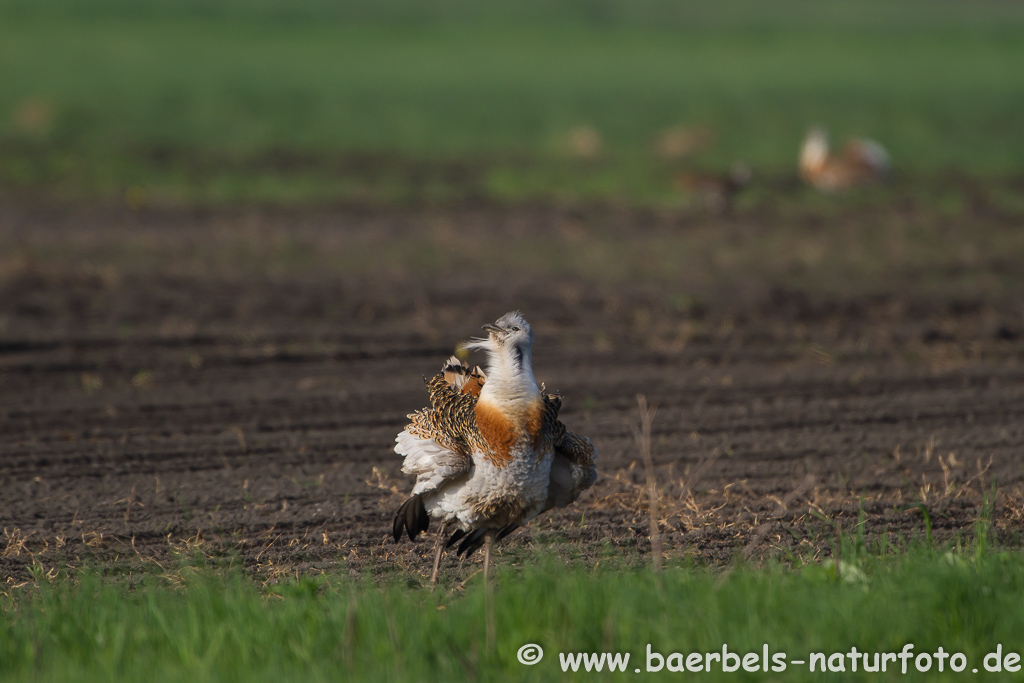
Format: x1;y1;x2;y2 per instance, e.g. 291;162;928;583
392;494;430;543
453;523;520;558
443;356;468;372
457;528;489;558
445;528;468;548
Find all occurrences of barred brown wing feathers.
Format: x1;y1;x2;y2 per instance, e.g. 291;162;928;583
554;426;593;464
463;366;486;397
538;391;597;510
404;409;469;457
425;373;480;443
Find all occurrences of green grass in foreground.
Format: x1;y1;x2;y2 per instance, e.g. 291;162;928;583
4;543;1024;682
1;0;1023;204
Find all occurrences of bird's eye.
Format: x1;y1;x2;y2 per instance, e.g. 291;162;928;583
511;326;520;332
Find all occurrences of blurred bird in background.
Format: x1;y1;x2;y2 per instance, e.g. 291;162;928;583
799;126;891;192
676;161;752;212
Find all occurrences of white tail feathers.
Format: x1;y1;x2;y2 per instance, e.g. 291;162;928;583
396;429;471;496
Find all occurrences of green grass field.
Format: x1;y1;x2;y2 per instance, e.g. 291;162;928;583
1;0;1023;204
4;539;1024;682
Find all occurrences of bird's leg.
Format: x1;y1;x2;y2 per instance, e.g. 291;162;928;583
429;525;446;586
483;530;495;653
483;531;495;584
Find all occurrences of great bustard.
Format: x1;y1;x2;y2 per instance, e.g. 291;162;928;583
676;161;752;212
392;311;597;582
800;126;890;192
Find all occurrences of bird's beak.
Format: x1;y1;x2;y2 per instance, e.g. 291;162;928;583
481;323;502;334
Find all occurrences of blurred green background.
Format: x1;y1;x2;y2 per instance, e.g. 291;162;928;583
1;0;1022;205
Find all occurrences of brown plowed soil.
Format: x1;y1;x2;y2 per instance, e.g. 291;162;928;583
1;200;1023;584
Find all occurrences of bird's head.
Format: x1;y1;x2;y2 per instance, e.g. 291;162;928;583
462;311;534;365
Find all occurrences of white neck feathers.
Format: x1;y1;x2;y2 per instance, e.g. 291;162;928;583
478;343;540;409
800;131;829;175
